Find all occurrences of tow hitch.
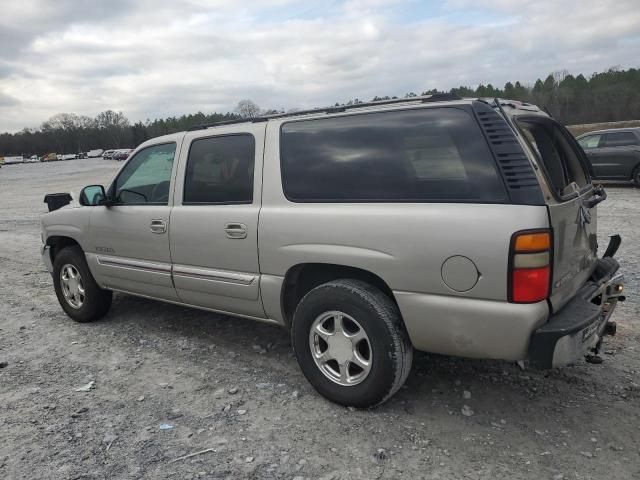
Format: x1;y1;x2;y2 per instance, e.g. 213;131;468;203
585;319;617;364
528;236;624;370
585;272;624;364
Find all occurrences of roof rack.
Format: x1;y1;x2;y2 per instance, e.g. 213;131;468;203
187;93;463;131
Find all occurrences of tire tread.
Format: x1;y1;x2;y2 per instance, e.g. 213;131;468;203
293;278;413;407
53;246;112;322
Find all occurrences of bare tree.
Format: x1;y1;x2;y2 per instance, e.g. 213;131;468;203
235;99;261;119
41;113;82;132
95;110;130;129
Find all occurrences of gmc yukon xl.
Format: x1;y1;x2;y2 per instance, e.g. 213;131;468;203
41;96;625;407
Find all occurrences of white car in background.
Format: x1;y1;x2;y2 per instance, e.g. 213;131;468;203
3;156;24;164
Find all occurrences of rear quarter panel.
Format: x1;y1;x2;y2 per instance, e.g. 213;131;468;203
258;202;550;300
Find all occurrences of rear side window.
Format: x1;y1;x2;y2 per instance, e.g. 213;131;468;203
602;132;639;147
183;134;255;204
280;108;507;202
577;134;602;149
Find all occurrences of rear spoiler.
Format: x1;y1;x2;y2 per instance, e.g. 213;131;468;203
44;193;72;212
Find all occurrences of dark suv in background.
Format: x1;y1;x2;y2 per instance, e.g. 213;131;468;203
577;128;640;185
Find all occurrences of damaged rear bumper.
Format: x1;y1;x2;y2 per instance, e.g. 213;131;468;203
528;255;624;369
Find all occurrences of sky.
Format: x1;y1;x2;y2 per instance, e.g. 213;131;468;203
0;0;639;132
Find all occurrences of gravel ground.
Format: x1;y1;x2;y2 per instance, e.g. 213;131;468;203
1;159;639;480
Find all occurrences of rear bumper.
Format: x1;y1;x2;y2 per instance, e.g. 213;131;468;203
528;256;624;368
395;291;549;361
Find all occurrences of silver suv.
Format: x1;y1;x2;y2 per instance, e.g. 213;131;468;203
41;96;626;407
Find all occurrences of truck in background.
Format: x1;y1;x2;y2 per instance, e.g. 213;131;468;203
2;156;24;164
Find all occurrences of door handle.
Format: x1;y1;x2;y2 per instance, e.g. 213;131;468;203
224;223;247;239
150;219;167;234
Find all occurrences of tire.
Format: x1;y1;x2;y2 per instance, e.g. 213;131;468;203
291;279;413;408
53;245;112;322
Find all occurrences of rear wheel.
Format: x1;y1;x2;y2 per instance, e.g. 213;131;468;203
53;246;112;322
291;279;413;407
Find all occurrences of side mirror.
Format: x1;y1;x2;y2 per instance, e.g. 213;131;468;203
79;185;107;206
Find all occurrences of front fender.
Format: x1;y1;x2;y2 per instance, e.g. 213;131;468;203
41;207;91;252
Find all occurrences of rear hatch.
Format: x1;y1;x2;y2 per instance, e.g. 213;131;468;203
515;114;599;312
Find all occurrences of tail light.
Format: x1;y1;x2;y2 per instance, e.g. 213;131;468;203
509;230;552;303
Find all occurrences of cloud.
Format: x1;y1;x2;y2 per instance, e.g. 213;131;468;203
0;0;639;131
0;92;20;107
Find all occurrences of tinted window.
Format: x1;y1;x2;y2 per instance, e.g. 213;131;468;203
184;134;255;204
280;108;506;202
577;134;601;149
602;132;638;147
114;143;176;204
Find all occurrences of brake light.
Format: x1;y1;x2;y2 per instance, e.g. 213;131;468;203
509;230;552;303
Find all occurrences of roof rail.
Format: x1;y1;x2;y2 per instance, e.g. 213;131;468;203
186;93;463;131
187;117;266;131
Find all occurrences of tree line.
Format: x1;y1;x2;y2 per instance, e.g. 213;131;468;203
1;67;638;156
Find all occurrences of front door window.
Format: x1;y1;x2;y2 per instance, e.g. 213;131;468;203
114;143;176;204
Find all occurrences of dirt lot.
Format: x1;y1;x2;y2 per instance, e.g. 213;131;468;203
1;159;639;480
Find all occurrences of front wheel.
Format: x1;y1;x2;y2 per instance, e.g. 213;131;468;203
291;279;413;408
52;246;112;322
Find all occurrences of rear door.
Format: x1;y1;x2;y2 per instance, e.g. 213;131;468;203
596;131;640;179
518;117;598;312
169;124;266;318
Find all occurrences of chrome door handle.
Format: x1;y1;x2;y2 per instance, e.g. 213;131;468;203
224;223;247;239
150;219;167;234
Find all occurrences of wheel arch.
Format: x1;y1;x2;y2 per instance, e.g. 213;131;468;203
280;262;398;328
46;235;82;263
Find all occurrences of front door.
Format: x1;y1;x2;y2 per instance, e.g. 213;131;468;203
86;139;182;301
169;125;266;318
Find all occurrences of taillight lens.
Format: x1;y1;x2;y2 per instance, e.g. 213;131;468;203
509;230;552;303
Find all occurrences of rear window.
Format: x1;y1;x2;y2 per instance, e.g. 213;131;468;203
519;119;589;196
602;131;639;147
280;108;507;202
